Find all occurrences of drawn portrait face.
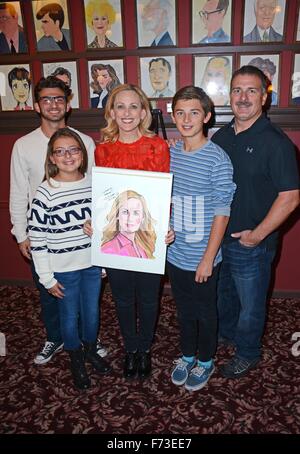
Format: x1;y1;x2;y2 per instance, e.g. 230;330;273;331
149;59;170;93
0;5;19;35
92;13;109;36
40;12;60;36
11;78;30;104
118;198;144;236
142;1;162;33
255;0;277;30
202;57;230;105
96;69;112;89
200;0;227;35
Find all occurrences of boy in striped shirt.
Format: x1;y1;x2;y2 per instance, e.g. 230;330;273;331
167;86;236;391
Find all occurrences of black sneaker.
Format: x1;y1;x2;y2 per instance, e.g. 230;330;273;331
34;341;63;365
96;338;108;358
220;356;260;379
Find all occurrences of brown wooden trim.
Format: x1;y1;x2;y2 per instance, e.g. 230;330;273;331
1;107;299;134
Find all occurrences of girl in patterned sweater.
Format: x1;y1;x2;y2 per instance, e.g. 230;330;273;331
29;128;110;390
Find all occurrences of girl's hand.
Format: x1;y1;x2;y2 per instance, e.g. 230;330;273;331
83;219;93;237
165;228;175;245
48;281;65;299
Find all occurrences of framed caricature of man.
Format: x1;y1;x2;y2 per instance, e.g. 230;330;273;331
243;0;286;43
192;0;232;44
136;0;176;47
140;56;176;99
32;0;71;51
0;1;28;54
43;61;79;108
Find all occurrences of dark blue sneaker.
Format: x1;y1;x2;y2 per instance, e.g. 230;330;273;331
184;363;215;391
171;357;196;386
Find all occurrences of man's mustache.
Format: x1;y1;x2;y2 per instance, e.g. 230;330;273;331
236;101;252;107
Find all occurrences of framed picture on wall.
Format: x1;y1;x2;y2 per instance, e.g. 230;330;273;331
31;0;71;52
240;53;280;106
0;1;28;54
84;0;124;49
191;0;232;45
42;60;79;108
139;56;176;98
136;0;177;48
296;2;300;41
291;54;300;106
194;55;233;106
88;58;124;109
243;0;286;44
0;63;33;111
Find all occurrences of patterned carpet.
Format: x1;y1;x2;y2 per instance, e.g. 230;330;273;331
0;284;300;434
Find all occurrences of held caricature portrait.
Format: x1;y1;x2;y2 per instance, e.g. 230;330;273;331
91;167;172;274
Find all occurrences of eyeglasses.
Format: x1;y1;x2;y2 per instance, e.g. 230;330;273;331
0;15;12;22
52;147;82;157
199;8;223;20
39;96;66;105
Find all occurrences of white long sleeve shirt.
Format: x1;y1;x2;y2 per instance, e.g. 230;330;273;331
9;126;95;243
28;175;93;289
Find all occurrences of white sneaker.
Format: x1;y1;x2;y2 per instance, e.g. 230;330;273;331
96;338;108;358
34;341;63;365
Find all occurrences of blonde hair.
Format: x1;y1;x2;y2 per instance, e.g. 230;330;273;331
101;190;156;259
44;128;87;186
85;0;116;28
101;84;154;143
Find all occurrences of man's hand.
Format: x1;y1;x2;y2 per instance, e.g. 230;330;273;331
231;229;260;247
19;238;31;260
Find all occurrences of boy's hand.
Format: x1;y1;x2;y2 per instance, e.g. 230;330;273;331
195;259;213;283
165;228;175;245
166;138;182;148
48;281;65;299
83;219;93;237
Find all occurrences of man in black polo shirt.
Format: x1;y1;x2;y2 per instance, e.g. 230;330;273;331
212;65;299;379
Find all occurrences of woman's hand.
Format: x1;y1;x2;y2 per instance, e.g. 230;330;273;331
83;219;93;237
165;228;175;245
48;281;65;299
195;258;213;283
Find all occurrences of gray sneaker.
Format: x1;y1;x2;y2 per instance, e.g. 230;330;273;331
96;338;108;358
34;341;63;365
171;357;196;386
220;356;260;379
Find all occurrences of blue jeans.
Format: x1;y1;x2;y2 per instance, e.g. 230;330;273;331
218;241;275;360
54;266;101;350
31;261;62;344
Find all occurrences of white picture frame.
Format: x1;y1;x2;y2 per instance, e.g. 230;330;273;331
91;167;173;274
140;55;176;99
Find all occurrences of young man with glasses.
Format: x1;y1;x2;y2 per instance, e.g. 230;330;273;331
198;0;230;44
212;66;299;378
10;76;108;365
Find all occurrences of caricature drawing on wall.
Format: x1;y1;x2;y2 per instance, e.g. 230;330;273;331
101;190;157;259
43;61;79;108
0;63;33;111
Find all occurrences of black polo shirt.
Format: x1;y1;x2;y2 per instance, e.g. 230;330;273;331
212;115;299;249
